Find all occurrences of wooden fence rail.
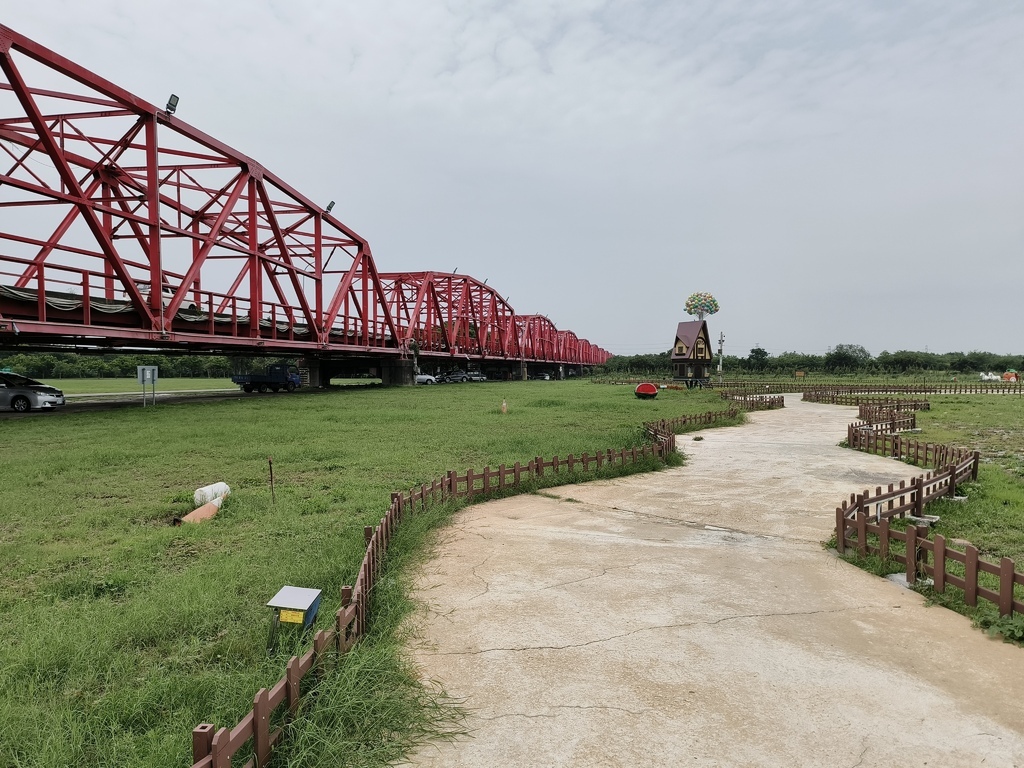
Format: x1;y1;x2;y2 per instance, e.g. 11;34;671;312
836;492;1024;620
802;383;1023;396
836;414;1024;620
858;409;915;429
803;391;933;409
595;378;1022;395
719;392;786;410
190;403;785;767
847;423;976;471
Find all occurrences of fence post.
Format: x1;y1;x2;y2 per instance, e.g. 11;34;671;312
286;656;300;715
1000;557;1015;617
972;450;980;481
835;508;845;554
947;465;956;497
879;517;890;560
339;586;352;651
314;629;330;676
535;456;544;478
913;477;924;517
905;524;918;584
254;688;270;767
933;535;946;593
210;727;231;768
192;723;215;763
856;508;867;557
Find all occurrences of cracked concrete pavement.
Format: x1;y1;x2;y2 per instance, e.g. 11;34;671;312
401;395;1024;767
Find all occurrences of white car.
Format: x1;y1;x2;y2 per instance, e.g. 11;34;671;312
0;372;65;412
415;374;437;385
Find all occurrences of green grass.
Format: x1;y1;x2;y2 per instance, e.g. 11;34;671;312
0;381;725;767
44;377;235;395
909;393;1024;563
915;394;1024;479
42;377;381;395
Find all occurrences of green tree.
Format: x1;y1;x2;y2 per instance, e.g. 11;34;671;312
824;344;871;373
747;347;769;371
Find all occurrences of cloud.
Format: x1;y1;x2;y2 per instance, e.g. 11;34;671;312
3;1;1022;355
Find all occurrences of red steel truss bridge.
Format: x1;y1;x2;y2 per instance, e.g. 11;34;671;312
0;27;609;380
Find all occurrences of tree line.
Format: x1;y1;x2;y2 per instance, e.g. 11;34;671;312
0;352;292;379
597;344;1023;376
4;345;1021;380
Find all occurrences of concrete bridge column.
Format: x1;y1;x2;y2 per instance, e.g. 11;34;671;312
379;358;414;386
296;357;322;387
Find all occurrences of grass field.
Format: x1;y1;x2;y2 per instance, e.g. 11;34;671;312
0;381;733;768
35;377;382;395
40;377;236;394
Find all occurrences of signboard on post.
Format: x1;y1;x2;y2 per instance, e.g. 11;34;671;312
137;366;158;406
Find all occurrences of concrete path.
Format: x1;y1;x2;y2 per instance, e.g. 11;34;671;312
402;396;1024;768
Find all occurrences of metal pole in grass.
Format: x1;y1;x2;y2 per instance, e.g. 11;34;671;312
269;456;276;504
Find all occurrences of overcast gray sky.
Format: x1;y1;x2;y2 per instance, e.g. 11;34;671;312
4;2;1022;357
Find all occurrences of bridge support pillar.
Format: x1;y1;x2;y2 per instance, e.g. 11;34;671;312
379;358;414;387
297;357;322;388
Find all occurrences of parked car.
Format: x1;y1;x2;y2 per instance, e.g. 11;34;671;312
415;374;437;385
0;372;65;412
439;369;469;383
467;372;487;382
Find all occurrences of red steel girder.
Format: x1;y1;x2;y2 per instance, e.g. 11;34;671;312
0;26;611;366
0;25;392;351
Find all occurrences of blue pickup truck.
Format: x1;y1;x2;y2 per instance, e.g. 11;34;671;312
231;364;302;393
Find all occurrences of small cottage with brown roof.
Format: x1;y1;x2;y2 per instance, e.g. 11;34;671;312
671;319;713;386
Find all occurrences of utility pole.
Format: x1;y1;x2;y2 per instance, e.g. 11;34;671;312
717;332;725;384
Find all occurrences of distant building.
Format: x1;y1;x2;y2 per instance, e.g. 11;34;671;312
671;319;713;386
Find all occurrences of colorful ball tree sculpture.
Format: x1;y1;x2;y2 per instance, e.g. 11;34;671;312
684;292;720;321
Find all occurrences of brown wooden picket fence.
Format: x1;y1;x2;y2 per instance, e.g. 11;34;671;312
834;454;1024;619
836;406;1024;620
190;402;789;767
712;381;1022;396
596;378;1022;395
803;391;933;409
848;412;917;436
856;409;917;429
719;391;786;410
847;423;976;470
857;403;927;423
646;407;739;435
774;382;1021;395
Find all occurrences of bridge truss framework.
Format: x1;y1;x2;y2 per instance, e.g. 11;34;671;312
0;26;610;373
